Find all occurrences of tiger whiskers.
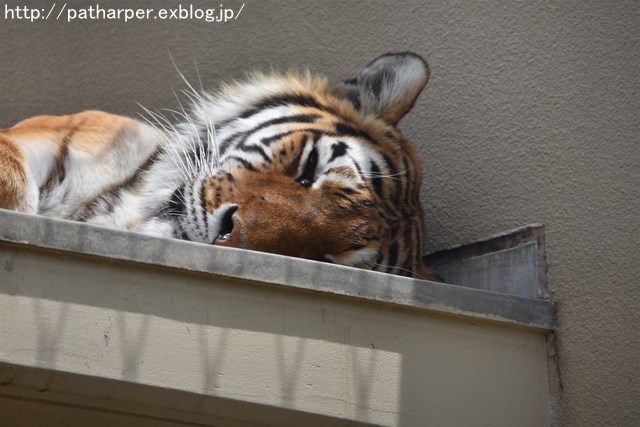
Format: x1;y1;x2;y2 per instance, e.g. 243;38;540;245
163;101;217;178
197;62;221;172
138;98;219;186
169;90;205;170
137;107;190;180
176;86;220;173
364;168;413;182
163;105;207;176
168;51;221;172
137;105;195;183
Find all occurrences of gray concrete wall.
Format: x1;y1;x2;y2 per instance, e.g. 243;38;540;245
1;1;638;424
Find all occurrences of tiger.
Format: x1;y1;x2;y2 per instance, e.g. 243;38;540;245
0;52;439;280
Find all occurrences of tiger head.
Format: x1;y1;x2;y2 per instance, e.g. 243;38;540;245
170;53;433;278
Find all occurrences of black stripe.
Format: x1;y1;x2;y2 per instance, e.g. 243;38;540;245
386;242;399;273
199;179;208;237
216;94;327;130
189;184;199;232
335;187;356;196
39;127;76;195
382;153;399;180
218;131;245;156
240;144;271;163
256;128;317;147
158;186;186;220
329;141;349;163
127;147;163;186
251;113;320;134
227;156;258;171
298;145;318;184
71;147;163;221
239;94;324;120
310;129;323;143
289;134;309;174
261;130;296;146
334;123;378;145
370;160;383;198
352;159;366;180
228;114;320;151
382;153;401;204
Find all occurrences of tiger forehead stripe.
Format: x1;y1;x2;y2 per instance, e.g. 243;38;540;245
217;93;337;129
239;94;326;118
334;122;379;146
226;113;321;149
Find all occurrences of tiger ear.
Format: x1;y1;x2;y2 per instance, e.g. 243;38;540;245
331;52;429;126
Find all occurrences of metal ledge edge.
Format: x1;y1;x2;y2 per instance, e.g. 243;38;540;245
0;209;555;330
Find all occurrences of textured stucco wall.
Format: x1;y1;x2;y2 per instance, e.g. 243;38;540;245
1;0;638;424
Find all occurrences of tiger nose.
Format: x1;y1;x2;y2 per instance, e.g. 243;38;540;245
213;209;244;248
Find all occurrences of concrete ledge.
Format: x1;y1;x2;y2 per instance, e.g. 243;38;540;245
0;209;552;425
0;209;554;330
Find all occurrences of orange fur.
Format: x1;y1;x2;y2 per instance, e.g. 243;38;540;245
4;111;136;153
0;135;27;210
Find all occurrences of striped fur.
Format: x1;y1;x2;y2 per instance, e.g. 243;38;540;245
0;53;438;279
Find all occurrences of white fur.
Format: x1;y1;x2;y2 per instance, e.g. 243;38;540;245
325;247;378;266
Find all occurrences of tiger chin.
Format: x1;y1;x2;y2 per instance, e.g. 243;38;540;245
0;52;440;281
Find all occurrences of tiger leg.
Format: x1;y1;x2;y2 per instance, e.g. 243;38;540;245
0;135;38;213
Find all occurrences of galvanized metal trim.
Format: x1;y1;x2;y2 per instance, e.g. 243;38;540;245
0;209;555;330
424;224;550;299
